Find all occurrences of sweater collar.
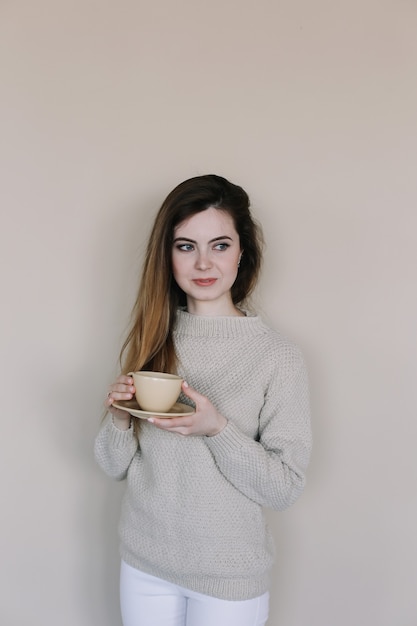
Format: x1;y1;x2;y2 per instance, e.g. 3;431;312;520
174;308;266;339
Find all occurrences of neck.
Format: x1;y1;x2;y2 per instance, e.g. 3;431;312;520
186;298;245;317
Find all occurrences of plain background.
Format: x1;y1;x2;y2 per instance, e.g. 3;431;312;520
1;1;416;625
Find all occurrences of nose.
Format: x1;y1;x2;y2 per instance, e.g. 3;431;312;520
195;250;212;270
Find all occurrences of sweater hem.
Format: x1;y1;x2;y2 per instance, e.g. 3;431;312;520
120;549;270;601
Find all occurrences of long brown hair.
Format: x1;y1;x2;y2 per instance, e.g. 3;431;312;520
120;174;264;375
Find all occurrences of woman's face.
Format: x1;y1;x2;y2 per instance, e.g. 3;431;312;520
171;207;242;316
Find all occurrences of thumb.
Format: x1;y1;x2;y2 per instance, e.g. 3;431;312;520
181;380;202;403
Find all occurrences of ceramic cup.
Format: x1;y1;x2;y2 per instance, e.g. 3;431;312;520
127;371;183;413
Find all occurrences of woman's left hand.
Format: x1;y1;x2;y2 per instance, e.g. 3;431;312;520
147;381;227;437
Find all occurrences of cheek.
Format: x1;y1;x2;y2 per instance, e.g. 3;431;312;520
171;254;186;282
225;253;241;274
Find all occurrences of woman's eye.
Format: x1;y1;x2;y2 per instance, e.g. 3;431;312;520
176;243;194;251
214;242;230;251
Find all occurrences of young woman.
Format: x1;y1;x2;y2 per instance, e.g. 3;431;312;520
94;174;312;626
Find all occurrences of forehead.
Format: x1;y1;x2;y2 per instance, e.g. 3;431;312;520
174;207;237;238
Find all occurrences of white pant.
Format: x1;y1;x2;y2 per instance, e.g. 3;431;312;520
120;560;269;626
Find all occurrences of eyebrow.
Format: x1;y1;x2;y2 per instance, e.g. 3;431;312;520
173;236;234;244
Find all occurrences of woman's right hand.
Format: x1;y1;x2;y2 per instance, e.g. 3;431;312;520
105;375;135;429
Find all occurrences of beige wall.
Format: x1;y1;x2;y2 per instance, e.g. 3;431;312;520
1;1;416;624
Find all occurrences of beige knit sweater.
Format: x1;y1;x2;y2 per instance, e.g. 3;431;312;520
94;310;312;600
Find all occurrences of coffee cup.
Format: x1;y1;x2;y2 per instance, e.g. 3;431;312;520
127;371;183;413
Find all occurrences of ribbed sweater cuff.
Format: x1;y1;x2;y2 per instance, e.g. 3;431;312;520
204;420;248;455
108;418;134;447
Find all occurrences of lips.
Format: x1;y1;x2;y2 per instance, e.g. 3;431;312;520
192;278;217;287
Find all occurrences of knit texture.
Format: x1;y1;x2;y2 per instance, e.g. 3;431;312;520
94;310;312;600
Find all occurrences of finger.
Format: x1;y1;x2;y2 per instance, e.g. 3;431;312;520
180;381;203;403
111;380;135;394
117;375;134;385
149;422;192;437
107;383;135;402
148;415;198;435
149;415;193;429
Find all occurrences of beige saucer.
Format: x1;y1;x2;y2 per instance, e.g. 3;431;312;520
112;399;195;419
